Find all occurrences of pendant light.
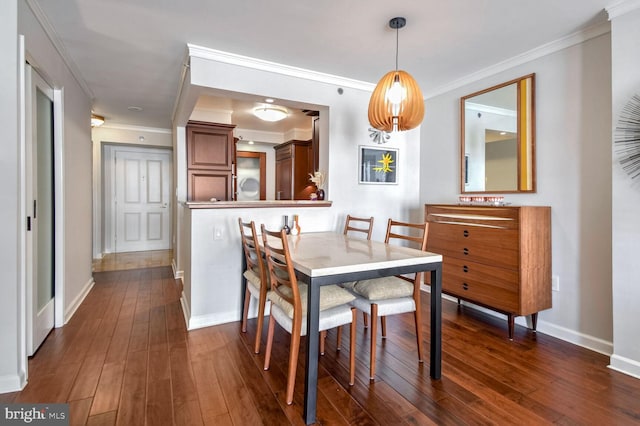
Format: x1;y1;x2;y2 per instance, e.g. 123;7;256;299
368;17;424;132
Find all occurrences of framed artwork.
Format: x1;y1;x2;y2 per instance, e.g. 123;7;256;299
359;146;398;184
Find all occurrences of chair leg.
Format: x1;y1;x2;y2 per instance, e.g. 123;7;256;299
414;304;424;363
369;304;378;380
241;287;251;333
363;312;369;328
286;330;301;405
381;316;387;338
263;315;276;371
320;330;327;355
254;294;267;354
349;308;356;386
336;326;342;351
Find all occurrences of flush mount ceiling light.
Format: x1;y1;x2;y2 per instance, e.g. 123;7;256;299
91;113;105;127
253;105;288;122
368;17;424;132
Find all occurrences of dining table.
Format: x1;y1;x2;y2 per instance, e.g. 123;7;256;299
250;231;443;425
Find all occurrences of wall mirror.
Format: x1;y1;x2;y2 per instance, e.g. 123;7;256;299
461;73;535;193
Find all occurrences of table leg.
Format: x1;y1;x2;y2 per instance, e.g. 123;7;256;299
429;265;442;379
303;277;320;424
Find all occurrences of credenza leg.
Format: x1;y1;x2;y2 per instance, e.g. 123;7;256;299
531;313;538;332
508;314;514;340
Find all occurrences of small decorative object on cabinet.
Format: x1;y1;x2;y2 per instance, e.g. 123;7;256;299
186;121;236;201
308;171;326;200
282;215;291;235
274;140;315;200
425;204;551;339
291;214;301;235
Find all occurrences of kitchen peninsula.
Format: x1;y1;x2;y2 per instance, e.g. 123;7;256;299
179;200;334;331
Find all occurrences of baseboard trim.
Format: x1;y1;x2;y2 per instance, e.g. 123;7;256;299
186;310;242;331
179;291;191;331
609;354;640;379
172;259;183;280
177;290;241;330
0;370;26;393
419;285;613;356
64;277;95;325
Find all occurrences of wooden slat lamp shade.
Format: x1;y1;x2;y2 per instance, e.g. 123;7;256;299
368;70;424;132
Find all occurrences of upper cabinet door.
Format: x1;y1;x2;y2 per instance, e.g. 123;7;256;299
187;122;236;170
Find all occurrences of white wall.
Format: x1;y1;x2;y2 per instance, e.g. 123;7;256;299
610;5;640;379
175;51;423;327
0;0;25;392
421;32;613;353
19;1;94;332
0;1;94;392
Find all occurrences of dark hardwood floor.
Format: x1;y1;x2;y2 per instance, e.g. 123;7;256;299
3;266;639;425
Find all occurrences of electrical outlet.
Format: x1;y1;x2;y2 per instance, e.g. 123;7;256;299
552;275;559;292
214;226;224;240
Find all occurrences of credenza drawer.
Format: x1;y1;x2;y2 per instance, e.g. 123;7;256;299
428;223;519;270
442;258;519;313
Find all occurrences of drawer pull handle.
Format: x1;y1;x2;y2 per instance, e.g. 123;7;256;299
463;248;469;255
462;283;469;290
463;265;469;273
463;230;469;237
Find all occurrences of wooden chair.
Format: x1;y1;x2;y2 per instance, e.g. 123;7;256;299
238;218;269;354
343;214;374;239
341;214;375;329
261;224;357;405
346;219;429;380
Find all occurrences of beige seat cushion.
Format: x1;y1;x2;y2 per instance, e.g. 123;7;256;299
243;269;263;296
268;284;355;319
349;276;414;301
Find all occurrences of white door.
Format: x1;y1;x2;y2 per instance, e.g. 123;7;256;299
26;66;55;355
114;149;172;252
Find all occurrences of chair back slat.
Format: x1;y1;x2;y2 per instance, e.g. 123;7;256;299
261;225;301;314
238;218;267;279
384;219;429;292
384;219;429;250
343;215;374;240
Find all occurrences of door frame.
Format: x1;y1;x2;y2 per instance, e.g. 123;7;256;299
22;61;65;337
101;144;173;254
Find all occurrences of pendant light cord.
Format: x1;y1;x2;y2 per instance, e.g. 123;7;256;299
395;25;399;71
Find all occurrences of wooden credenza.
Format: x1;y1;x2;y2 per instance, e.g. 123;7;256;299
425;204;551;339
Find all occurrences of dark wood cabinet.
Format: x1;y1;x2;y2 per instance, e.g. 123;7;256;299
274;140;314;200
186;121;235;201
425;204;552;339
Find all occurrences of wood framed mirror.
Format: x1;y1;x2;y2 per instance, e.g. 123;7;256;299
461;74;535;193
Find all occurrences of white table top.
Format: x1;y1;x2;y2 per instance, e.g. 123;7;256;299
285;232;442;278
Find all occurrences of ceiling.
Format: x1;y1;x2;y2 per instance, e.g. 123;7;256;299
30;0;612;130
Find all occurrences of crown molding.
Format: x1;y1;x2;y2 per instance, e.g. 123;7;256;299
187;43;375;92
426;20;611;99
25;0;94;100
606;0;640;19
465;102;517;117
98;123;172;134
